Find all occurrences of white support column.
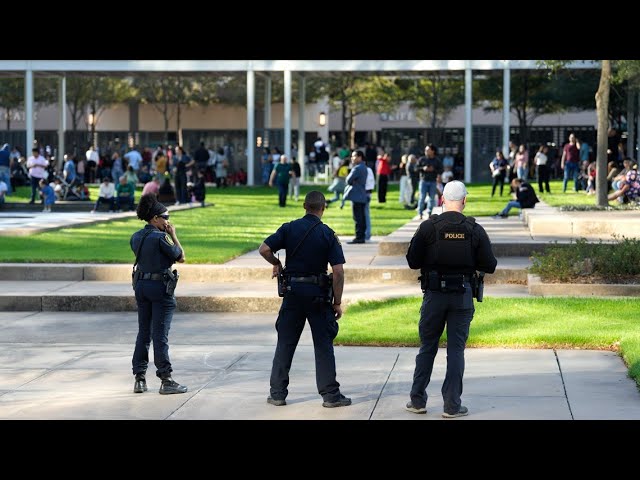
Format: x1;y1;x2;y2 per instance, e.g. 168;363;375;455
502;61;511;158
58;75;66;174
284;70;292;161
25;67;34;154
298;73;306;182
264;73;271;133
637;93;640;159
246;68;255;186
627;86;635;159
464;66;472;184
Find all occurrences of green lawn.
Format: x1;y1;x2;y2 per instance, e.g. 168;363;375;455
1;184;417;263
338;296;640;385
0;179;623;263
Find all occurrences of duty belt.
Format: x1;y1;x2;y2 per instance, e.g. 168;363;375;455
288;275;322;284
139;272;166;281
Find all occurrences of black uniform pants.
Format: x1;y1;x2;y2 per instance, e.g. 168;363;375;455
351;201;366;242
270;295;341;402
132;279;176;379
410;286;474;414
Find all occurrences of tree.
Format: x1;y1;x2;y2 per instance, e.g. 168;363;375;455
86;78;135;146
134;77;178;144
66;77;93;133
397;73;465;130
0;79;23;130
322;75;401;148
476;69;599;147
541;61;611;207
0;77;58;130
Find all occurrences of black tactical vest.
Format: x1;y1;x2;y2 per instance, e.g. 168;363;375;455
431;214;476;273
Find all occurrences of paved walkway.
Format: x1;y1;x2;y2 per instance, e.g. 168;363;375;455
2;311;639;420
1;200;639;420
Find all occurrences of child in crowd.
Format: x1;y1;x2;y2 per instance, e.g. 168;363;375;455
39;178;56;213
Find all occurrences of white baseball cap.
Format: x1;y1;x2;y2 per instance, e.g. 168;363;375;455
442;180;468;201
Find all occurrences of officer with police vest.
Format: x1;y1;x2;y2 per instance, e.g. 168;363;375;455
130;193;188;395
405;180;497;418
258;190;351;408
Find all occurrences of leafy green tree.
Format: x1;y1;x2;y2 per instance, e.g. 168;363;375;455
0;79;23;130
397;74;465;129
0;77;58;130
542;60;611;207
86;78;135;145
322;76;401;148
134;76;221;146
476;69;599;147
66;77;93;134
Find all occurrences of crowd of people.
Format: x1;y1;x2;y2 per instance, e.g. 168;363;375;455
0;141;252;212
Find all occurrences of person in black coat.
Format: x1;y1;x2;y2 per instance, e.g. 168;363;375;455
494;178;539;218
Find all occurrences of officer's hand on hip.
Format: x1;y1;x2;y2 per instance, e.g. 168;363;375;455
333;304;343;320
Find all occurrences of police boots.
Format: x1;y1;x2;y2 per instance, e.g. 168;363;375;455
159;376;188;395
133;373;148;394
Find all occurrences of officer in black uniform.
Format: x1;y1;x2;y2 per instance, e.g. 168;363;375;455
130;193;188;395
258;190;351;408
405;181;497;418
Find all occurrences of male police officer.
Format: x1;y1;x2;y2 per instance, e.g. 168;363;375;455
258;190;351;408
405;180;497;418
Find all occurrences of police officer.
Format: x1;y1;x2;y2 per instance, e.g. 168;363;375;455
258;190;351;408
405;181;497;418
130;193;187;395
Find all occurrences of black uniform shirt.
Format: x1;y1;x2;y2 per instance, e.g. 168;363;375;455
406;211;497;275
264;214;345;296
130;224;183;273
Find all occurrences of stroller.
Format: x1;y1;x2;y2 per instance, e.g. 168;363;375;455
54;174;84;201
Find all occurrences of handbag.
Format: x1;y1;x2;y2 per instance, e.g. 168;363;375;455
492;169;502;178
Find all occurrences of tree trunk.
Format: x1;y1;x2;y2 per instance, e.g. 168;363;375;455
348;109;356;149
89;103;97;149
176;103;182;147
595;60;611;207
341;96;348;147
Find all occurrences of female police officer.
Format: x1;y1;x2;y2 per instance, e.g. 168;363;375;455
130;193;187;395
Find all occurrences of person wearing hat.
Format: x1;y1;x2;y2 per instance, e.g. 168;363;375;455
130;194;187;395
404;180;497;418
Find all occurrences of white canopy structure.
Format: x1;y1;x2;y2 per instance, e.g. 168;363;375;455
0;60;598;185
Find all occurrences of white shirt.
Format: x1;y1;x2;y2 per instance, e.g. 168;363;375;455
98;182;115;199
86;149;99;163
26;154;48;179
535;152;548;166
365;167;375;191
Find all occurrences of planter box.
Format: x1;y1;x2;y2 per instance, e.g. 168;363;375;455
527;274;640;297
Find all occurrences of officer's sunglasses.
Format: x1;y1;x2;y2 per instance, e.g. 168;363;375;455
158;214;170;220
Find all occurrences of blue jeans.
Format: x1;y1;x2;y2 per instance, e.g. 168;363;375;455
364;194;371;240
132;279;176;379
500;201;521;216
563;162;579;192
0;166;11;195
517;165;528;181
418;180;438;217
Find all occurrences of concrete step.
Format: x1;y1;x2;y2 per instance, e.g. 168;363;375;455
0;280;530;312
0;257;531;284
